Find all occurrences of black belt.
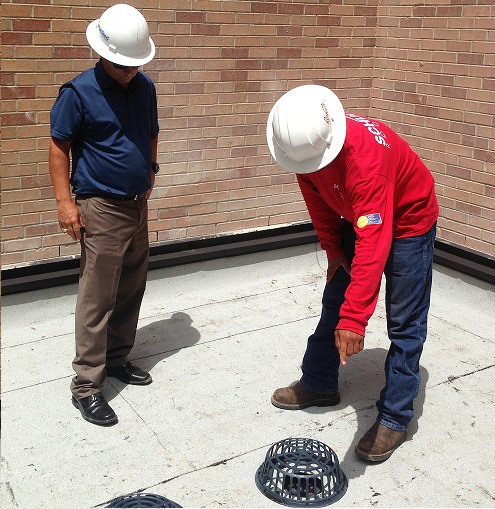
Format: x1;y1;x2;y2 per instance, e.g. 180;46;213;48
77;193;145;201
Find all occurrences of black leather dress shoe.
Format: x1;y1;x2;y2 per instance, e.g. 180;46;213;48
72;393;118;426
106;362;152;385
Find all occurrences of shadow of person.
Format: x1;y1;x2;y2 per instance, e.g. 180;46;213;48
105;312;200;401
303;347;429;481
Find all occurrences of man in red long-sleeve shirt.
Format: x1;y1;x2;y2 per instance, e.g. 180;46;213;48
267;85;439;462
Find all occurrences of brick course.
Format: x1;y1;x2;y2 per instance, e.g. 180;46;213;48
1;0;494;267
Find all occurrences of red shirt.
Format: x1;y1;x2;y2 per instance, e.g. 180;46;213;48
297;113;439;336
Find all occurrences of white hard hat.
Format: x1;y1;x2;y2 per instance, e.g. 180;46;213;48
86;4;155;66
267;85;346;173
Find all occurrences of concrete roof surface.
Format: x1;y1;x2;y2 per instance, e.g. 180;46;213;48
2;243;494;509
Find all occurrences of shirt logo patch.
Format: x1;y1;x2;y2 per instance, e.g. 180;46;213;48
357;213;382;228
346;113;391;148
98;23;110;41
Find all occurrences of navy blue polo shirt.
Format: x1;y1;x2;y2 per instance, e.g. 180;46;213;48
50;60;159;196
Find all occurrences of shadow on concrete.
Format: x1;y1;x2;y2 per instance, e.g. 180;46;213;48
105;311;200;402
146;243;321;282
1;282;78;307
433;263;494;291
302;347;429;482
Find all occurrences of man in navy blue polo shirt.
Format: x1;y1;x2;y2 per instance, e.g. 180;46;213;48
49;4;160;426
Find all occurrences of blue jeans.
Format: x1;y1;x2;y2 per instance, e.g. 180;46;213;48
301;220;436;431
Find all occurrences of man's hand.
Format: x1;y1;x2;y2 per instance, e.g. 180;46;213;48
58;199;85;241
49;138;84;240
335;329;364;365
326;256;351;282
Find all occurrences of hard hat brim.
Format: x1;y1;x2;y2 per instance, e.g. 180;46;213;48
266;85;347;174
86;19;155;66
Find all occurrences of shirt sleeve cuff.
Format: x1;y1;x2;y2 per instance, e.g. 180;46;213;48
336;319;366;337
50;129;73;142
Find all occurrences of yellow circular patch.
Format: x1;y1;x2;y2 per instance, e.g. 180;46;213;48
357;216;368;228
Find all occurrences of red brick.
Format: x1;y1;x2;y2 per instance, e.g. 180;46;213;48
483;78;495;91
450;122;476;136
437;6;463;17
3;228;25;241
383;90;403;102
234;81;262;92
2;87;36;99
251;2;277;14
277;48;302;59
3;237;42;253
277;26;303;37
53;47;91;59
456;202;482;216
448;166;472;180
12;18;50;31
221;47;249;59
356;6;377;16
231;146;258;158
24;223;60;236
415;105;439;117
441;86;467;99
2;113;36;126
235;59;262;70
2;213;40;228
430;74;455;86
1;72;16;86
3;4;33;17
176;11;207;23
174;83;205;94
317;16;341;26
3;32;33;45
457;53;484;65
474;149;495;164
338;58;362;68
400;17;422;29
261;59;288;70
220;70;248;82
278;4;304;15
393;81;416;93
191;23;220;36
304;5;330;16
461;135;489;150
413;6;436;17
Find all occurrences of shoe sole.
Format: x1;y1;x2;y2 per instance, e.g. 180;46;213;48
72;397;118;426
107;375;153;386
354;433;407;462
271;394;340;410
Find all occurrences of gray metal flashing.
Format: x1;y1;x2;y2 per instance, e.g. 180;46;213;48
1;223;493;295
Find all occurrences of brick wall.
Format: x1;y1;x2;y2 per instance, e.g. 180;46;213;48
1;0;494;268
370;0;495;255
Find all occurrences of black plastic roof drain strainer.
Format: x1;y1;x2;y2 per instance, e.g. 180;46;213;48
106;493;182;508
255;437;348;507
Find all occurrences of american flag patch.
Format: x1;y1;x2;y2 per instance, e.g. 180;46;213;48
366;213;382;224
357;213;382;228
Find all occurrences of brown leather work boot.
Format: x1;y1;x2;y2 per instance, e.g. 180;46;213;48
355;422;406;462
271;381;340;410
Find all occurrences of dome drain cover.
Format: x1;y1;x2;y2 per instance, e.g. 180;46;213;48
106;493;181;508
256;437;347;507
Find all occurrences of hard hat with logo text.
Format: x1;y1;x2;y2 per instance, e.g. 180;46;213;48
86;3;155;66
267;85;346;173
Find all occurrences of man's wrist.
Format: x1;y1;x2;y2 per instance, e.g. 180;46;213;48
56;196;73;205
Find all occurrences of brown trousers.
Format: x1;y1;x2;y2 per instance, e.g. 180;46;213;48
71;196;149;398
